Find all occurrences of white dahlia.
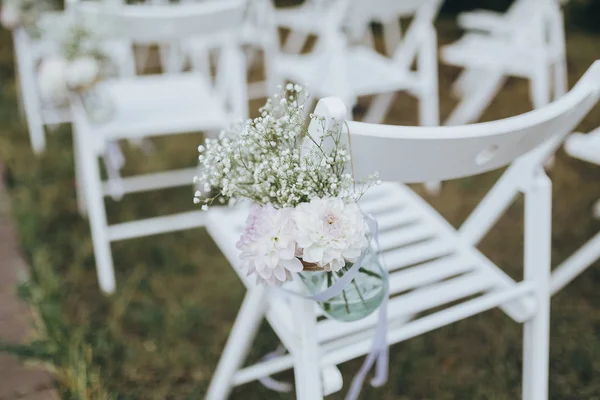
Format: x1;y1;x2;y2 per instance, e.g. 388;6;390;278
66;56;100;89
37;57;69;106
237;204;303;285
294;197;368;272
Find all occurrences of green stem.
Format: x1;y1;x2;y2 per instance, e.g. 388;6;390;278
359;267;382;280
342;289;350;314
352;279;365;303
323;272;332;312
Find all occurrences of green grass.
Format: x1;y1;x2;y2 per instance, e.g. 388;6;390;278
1;17;600;400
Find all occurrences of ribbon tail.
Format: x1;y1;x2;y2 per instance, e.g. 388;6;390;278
370;297;388;387
257;346;293;393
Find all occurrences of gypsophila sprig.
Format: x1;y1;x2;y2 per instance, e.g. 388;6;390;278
194;84;379;210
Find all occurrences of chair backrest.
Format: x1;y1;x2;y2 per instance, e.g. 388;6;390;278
307;61;600;183
71;0;247;44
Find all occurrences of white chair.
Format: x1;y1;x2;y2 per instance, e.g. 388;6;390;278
204;61;600;400
276;0;412;58
551;126;600;294
182;0;279;101
442;0;568;126
71;0;248;294
12;3;136;154
272;0;441;128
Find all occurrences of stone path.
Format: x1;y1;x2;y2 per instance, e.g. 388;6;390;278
0;164;59;400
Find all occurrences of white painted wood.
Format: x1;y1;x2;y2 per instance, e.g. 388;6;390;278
106;211;207;242
551;126;600;294
442;0;568;125
330;62;600;183
205;61;600;399
69;0;249;293
101;167;197;196
206;286;269;400
522;169;552;400
75;0;246;43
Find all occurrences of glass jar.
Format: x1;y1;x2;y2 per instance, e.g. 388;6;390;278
80;84;115;124
299;241;388;322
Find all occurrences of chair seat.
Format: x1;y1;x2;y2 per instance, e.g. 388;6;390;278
564;127;600;165
207;182;532;377
86;73;229;140
275;46;420;101
441;33;562;78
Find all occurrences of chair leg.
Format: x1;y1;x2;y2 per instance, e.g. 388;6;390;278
75;126;116;294
206;286;269;400
290;295;323;400
522;169;551;400
451;69;486;99
552;59;568;101
530;65;551;110
12;30;46;154
444;71;506;126
72;129;87;217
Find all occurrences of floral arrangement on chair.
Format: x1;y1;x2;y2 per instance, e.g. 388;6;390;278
0;0;55;37
37;22;115;122
194;85;387;322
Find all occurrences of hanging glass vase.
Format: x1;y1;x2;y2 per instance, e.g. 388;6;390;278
299;238;388;323
80;84;116;124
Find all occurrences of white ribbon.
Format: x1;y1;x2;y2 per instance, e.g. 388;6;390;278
261;213;389;399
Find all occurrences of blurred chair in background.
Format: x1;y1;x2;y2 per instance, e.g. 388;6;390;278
552;126;600;294
70;0;248;294
12;0;135;154
441;0;568;126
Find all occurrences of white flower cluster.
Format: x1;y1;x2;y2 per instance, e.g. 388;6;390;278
194;84;377;210
194;85;382;285
38;23;107;105
0;0;51;35
237;198;369;285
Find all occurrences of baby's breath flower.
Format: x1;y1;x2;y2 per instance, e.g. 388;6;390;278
192;85;377;209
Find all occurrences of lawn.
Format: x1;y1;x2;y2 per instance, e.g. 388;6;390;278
1;14;600;400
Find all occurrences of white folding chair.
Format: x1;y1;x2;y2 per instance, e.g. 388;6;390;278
442;0;568;126
276;0;412;58
70;0;248;294
184;0;280;101
272;0;442;125
550;126;600;294
204;61;600;400
12;2;136;154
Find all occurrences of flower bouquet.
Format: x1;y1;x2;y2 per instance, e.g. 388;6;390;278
0;0;55;37
195;85;387;322
37;22;115;123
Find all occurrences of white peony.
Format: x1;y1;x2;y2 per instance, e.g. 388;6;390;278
0;5;20;30
37;57;69;106
65;56;100;89
294;197;368;272
237;204;303;285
